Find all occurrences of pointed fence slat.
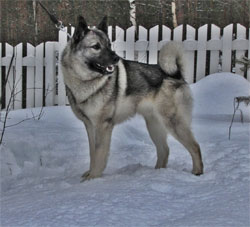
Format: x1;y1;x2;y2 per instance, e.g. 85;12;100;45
5;43;14;110
235;24;246;76
35;43;44;107
126;26;135;61
173;25;183;42
248;29;250;81
159;25;171;49
137;26;148;63
209;24;221;75
148;25;159;64
115;26;125;58
26;43;35;108
14;43;23;109
45;42;57;106
196;24;208;82
0;43;2;108
222;24;233;72
58;28;68;106
184;25;196;83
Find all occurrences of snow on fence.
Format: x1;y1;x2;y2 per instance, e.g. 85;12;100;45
1;24;249;110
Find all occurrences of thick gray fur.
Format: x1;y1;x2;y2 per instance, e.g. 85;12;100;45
61;16;203;181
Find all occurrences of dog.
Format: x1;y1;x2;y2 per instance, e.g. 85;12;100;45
61;16;204;181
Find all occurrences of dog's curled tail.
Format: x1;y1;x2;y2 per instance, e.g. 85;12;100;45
159;41;186;80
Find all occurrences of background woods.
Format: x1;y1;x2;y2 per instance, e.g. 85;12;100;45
1;0;249;45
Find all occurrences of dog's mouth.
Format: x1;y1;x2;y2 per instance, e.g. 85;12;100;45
94;63;115;74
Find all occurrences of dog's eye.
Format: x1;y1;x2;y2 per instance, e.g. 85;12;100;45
91;44;101;50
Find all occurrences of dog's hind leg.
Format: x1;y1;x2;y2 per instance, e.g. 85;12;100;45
165;118;203;175
145;116;169;169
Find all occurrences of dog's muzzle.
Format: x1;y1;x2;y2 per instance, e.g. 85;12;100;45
94;63;115;74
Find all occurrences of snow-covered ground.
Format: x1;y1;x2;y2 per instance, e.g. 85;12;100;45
1;73;250;227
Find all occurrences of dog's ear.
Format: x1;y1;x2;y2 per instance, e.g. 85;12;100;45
97;16;108;34
73;16;88;43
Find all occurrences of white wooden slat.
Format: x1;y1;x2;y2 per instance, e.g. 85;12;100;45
222;24;233;72
115;26;125;58
209;24;221;74
173;25;183;42
235;24;246;76
26;43;35;108
14;43;23;109
183;25;196;83
71;26;75;37
108;26;112;43
5;43;14;110
0;43;2;109
148;25;159;64
58;28;68;106
35;43;44;107
137;26;148;63
196;24;208;82
125;26;135;61
159;25;171;50
45;42;56;106
248;28;250;81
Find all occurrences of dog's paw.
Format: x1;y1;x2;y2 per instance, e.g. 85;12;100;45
192;168;203;176
80;170;101;182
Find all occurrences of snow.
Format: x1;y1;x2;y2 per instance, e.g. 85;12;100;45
1;73;250;227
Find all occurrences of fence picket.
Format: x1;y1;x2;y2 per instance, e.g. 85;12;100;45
235;24;246;76
45;42;57;106
137;26;148;63
126;26;135;61
160;25;171;50
0;43;2;108
35;43;44;107
222;24;233;72
115;26;125;58
196;24;208;82
26;43;35;108
209;24;221;75
173;25;183;41
5;43;14;110
248;28;250;81
148;25;159;64
58;28;68;106
184;25;196;83
14;43;23;109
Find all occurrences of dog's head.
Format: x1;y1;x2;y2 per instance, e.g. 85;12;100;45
71;16;119;75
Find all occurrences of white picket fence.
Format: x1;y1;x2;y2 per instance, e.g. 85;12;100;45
1;24;249;110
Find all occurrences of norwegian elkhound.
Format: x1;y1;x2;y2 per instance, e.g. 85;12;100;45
61;16;204;181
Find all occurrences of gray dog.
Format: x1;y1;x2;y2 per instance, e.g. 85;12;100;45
61;16;203;181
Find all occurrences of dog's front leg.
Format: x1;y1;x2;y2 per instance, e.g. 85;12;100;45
82;121;113;181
